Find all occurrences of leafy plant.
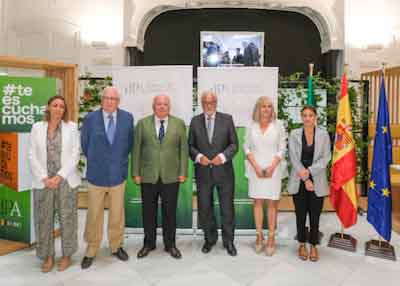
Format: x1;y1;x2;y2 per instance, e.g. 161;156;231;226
78;75;112;126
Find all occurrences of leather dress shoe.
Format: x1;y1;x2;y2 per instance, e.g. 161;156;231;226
224;243;237;256
112;247;129;261
201;241;215;254
137;246;155;259
165;246;182;259
81;256;94;269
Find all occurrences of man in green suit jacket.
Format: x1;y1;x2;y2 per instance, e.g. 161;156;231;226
132;95;188;259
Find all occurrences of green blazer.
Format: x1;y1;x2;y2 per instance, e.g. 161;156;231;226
132;115;188;184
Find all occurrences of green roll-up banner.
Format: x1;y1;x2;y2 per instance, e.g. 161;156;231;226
0;76;56;243
0;76;55;132
0;185;32;243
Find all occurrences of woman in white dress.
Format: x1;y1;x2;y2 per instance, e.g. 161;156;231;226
244;96;287;256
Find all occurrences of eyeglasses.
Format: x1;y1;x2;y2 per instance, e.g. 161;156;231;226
102;96;120;102
202;101;217;106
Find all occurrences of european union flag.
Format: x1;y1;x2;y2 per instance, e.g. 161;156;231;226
367;74;393;241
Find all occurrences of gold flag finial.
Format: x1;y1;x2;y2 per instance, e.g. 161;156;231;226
343;63;349;75
309;63;314;77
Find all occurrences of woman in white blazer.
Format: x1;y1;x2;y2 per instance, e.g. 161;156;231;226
29;95;81;273
244;96;287;256
288;105;331;262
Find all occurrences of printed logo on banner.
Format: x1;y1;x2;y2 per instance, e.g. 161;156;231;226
211;83;227;95
0;76;57;132
0;185;31;243
123;81;177;97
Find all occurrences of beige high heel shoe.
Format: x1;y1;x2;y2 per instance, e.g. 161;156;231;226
57;256;71;272
41;256;54;273
265;232;276;256
309;245;319;262
298;243;308;261
255;231;265;254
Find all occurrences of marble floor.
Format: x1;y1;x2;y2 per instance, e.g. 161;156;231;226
1;210;400;286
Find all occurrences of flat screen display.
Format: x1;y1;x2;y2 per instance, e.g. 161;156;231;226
200;31;264;67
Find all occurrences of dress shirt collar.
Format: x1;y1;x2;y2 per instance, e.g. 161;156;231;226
155;115;169;124
102;109;117;119
204;112;216;120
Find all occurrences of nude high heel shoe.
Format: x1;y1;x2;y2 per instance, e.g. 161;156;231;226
41;256;54;273
309;245;319;262
265;232;276;256
298;243;308;261
255;231;265;254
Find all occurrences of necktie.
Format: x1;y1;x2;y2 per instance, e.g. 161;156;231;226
107;114;115;144
207;115;212;143
159;119;165;143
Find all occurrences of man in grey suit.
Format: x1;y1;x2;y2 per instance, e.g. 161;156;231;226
188;91;239;256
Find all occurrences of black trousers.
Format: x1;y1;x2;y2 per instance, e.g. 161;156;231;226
197;179;235;245
292;184;324;245
141;180;179;249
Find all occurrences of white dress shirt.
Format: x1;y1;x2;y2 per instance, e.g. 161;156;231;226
195;112;226;164
103;110;117;131
155;115;169;136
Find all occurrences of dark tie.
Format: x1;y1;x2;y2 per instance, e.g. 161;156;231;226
106;114;115;144
159;119;165;143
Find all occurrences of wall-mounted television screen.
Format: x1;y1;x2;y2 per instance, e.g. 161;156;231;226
200;31;264;67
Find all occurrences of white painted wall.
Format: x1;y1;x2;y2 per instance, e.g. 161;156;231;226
1;0;400;78
345;0;400;77
0;0;6;56
1;0;125;76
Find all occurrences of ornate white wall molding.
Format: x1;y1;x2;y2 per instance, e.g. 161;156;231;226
124;0;344;53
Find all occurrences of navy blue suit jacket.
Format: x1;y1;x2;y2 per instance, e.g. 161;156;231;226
81;108;134;187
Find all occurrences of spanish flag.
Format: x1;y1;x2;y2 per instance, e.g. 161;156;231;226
330;73;358;228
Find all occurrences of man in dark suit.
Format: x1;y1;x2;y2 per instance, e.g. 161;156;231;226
188;91;239;256
232;48;244;65
243;41;261;66
80;86;134;269
132;95;188;259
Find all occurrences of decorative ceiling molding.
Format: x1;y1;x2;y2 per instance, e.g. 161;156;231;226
124;1;343;53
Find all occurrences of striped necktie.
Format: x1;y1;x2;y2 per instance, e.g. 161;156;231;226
159;119;165;143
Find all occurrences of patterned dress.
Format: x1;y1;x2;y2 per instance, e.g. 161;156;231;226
34;123;78;259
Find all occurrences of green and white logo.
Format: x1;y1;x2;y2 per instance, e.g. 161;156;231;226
0;185;31;243
0;76;57;132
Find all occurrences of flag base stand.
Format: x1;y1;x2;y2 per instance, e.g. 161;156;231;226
327;233;357;252
365;239;396;261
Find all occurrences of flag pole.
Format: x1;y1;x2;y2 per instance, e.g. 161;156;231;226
341;63;348;241
364;63;396;260
307;63;315;106
381;62;387;78
378;61;385;252
309;63;314;77
327;62;358;252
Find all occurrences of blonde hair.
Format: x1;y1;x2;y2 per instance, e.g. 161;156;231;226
252;96;276;122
